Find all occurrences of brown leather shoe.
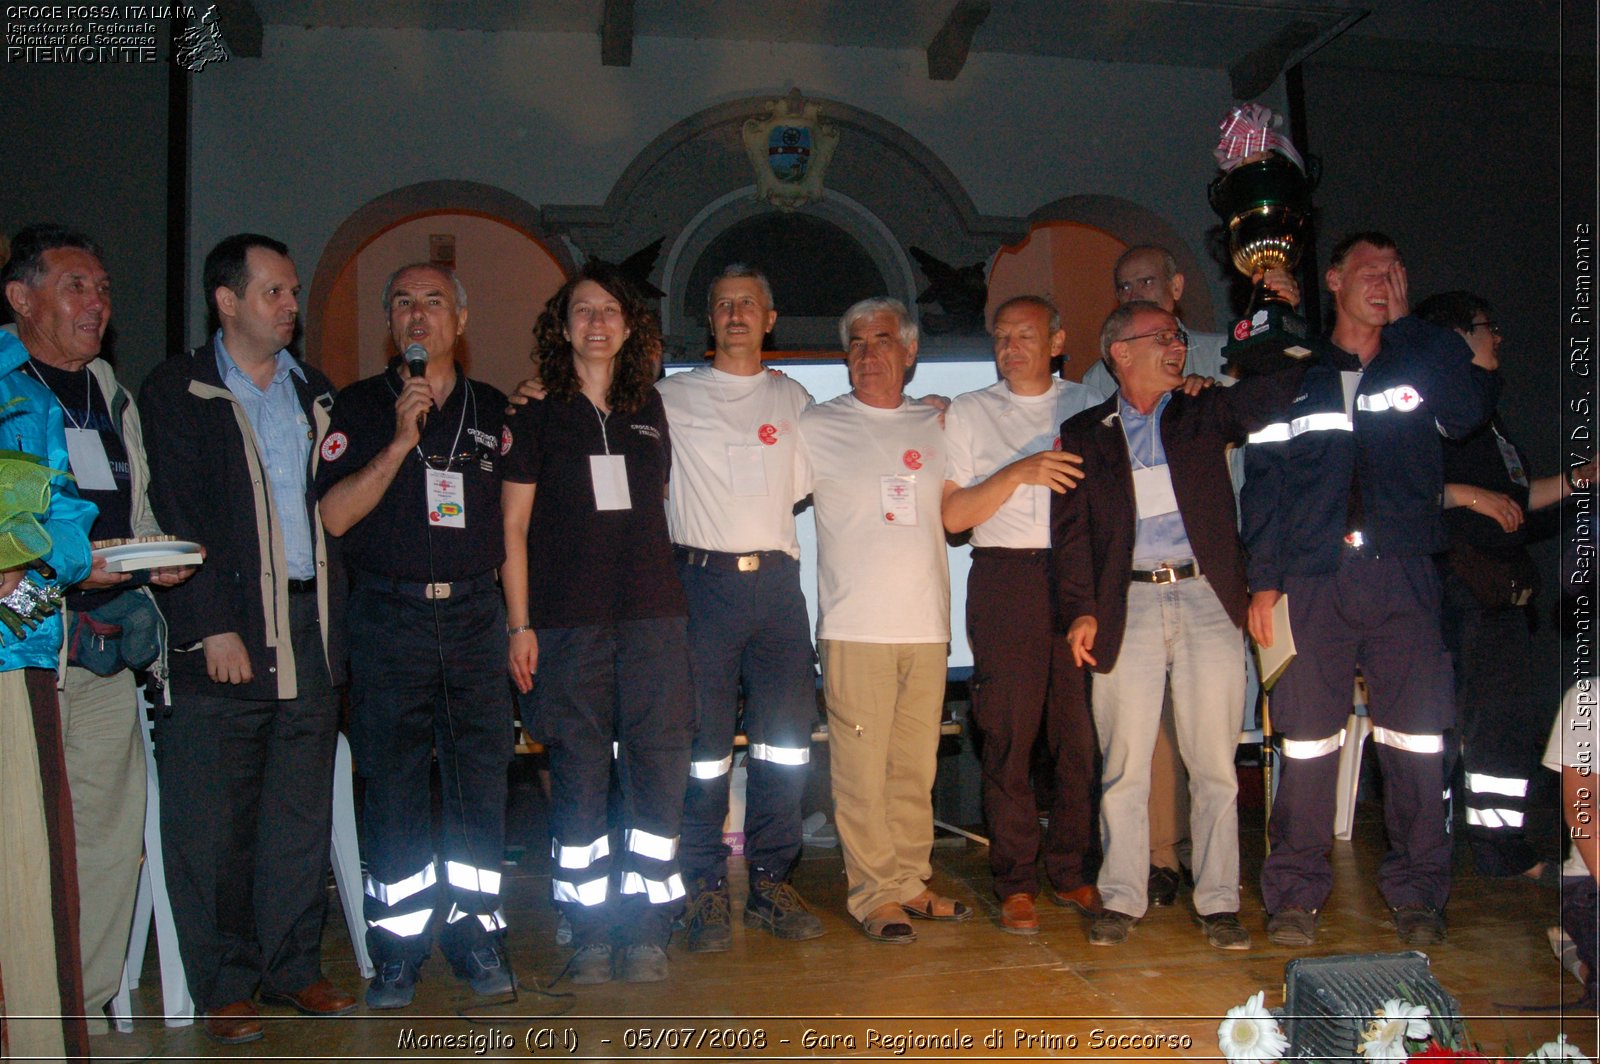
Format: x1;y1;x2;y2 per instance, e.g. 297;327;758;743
203;1000;264;1044
1000;892;1040;935
1049;883;1103;916
260;977;357;1016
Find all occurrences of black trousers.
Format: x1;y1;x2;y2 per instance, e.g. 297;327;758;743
531;617;693;949
966;550;1097;898
348;583;513;970
1441;574;1549;876
156;593;338;1010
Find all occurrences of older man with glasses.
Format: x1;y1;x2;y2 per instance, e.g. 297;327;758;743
1052;300;1305;950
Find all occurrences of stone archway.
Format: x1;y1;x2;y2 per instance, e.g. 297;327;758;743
543;94;1026;357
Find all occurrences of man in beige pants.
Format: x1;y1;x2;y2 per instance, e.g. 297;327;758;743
798;297;969;943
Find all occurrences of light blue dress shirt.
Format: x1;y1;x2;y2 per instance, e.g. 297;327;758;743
215;333;316;580
1118;391;1195;567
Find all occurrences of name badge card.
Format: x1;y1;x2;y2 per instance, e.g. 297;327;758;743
1131;464;1179;519
65;428;117;491
881;474;918;526
425;469;467;528
590;454;633;511
1495;434;1528;487
727;443;769;497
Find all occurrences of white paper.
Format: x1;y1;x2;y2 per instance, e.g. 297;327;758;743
65;427;116;491
1131;464;1179;518
590;454;633;511
880;474;918;526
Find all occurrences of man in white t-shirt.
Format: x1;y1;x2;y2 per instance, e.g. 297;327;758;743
799;297;966;944
942;296;1100;935
658;264;824;952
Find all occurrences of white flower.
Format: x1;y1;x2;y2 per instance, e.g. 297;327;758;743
1528;1035;1591;1063
1358;998;1432;1064
1218;991;1290;1064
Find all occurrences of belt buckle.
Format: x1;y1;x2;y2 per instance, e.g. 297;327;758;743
424;581;452;600
1150;565;1177;584
737;554;761;573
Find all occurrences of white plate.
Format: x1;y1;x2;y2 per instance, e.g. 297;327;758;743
92;541;204;573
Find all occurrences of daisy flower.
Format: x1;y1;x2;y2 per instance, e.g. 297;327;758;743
1218;991;1290;1064
1359;998;1431;1064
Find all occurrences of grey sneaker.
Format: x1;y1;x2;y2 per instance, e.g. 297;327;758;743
682;881;733;953
621;944;669;983
461;946;513;996
365;959;418;1010
1195;911;1252;950
744;877;824;940
1266;906;1319;947
568;943;613;985
1393;905;1446;946
1088;909;1138;946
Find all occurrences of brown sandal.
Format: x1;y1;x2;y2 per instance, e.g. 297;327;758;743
862;902;917;943
901;890;973;922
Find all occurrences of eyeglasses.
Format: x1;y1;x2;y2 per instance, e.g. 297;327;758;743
1116;327;1189;348
1466;321;1502;337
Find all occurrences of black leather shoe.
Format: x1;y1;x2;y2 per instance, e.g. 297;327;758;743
1148;865;1181;907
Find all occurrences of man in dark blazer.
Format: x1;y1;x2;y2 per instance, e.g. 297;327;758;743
1051;300;1301;950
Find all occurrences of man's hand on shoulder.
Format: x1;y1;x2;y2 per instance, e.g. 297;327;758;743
1178;374;1216;397
506;375;545;414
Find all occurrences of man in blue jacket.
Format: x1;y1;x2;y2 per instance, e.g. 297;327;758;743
1242;232;1487;948
0;325;96;1061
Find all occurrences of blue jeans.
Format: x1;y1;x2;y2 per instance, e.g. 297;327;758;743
1092;575;1244;918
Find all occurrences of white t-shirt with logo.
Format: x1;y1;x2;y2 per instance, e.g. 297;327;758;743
657;366;812;557
798;394;949;644
944;379;1101;549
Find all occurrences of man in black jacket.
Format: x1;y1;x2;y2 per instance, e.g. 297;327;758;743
140;233;353;1044
1053;301;1303;951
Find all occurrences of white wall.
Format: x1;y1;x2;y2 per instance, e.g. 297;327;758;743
188;27;1259;344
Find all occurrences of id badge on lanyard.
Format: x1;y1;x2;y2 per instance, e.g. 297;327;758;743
65;427;117;490
881;474;918;525
425;469;467;528
1131;464;1179;518
591;454;633;511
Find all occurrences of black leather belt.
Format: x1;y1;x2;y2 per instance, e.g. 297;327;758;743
971;547;1049;559
674;546;789;573
353;570;498;600
1130;561;1199;584
287;578;317;595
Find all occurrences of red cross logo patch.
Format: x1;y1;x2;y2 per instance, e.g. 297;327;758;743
1392;385;1421;412
757;423;778;446
320;431;348;461
500;425;513;455
902;449;923;471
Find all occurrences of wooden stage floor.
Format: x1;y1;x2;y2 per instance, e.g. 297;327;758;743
109;770;1596;1062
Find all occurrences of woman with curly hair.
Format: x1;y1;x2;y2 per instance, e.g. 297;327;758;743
500;262;692;986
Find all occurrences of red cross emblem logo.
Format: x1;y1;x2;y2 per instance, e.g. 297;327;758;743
902;449;923;471
320;431;348;461
1392;385;1421;412
758;423;778;446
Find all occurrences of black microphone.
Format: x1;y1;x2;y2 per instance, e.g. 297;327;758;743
403;343;428;429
